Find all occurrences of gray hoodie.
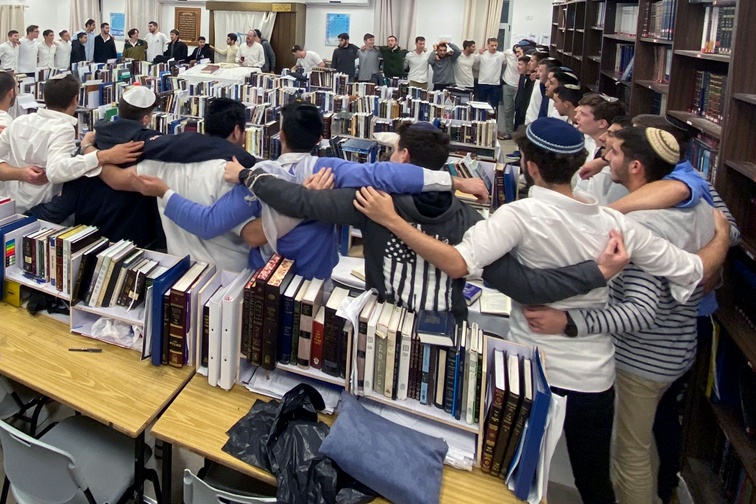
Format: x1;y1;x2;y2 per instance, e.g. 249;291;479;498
428;43;461;86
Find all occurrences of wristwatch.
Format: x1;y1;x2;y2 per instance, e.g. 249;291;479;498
238;168;251;186
564;312;578;338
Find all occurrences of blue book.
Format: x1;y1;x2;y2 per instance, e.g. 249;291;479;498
149;255;191;366
416;310;455;347
279;275;303;364
0;214;38;286
420;344;432;404
463;283;482;305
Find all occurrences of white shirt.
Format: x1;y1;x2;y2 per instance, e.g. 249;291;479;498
477;50;506;85
502;50;520;87
17;38;38;74
37;42;57;69
0;108;100;212
295;50;323;74
454;185;703;393
54;40;72;69
237;42;265;69
454;52;478;89
0;110;12;128
0;41;19;71
525;83;554;125
138;159;249;272
144;32;168;62
405;50;429;83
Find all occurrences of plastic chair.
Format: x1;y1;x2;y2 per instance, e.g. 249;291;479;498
0;376;46;435
0;415;137;504
183;469;277;504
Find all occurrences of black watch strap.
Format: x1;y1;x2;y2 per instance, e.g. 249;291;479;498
238;168;251;185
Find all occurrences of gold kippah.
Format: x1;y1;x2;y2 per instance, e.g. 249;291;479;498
645;127;680;165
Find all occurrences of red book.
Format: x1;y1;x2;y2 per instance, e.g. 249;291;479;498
310;307;326;370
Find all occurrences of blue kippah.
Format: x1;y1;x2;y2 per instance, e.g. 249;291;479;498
526;118;585;154
411;121;439;131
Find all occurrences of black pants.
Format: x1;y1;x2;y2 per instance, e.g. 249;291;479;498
552;386;617;504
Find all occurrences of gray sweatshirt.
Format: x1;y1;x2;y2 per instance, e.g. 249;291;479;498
428;43;461;85
358;47;381;81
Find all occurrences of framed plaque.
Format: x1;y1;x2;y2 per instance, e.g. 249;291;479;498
175;8;201;45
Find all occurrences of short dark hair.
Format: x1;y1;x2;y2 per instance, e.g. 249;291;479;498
538;59;560;72
612;115;633;129
227;33;237;43
7;30;18;37
127;28;138;38
338;33;349;40
26;25;38;35
280;102;323;152
387;35;397;41
513;126;587;185
518;56;530;63
85;19;96;27
553;86;582;107
462;40;475;50
363;33;375;41
101;23;109;29
118;92;157;121
43;29;53;37
77;32;87;42
253;29;262;39
487;37;498;44
633;114;689;159
44;74;80;110
395;122;450;170
593;100;627;124
148;21;157;27
291;44;302;53
615;127;675;182
198;36;206;42
59;30;68;38
170;29;179;37
437;42;448;50
0;72;15;101
531;51;550;63
415;36;425;43
204;97;246;138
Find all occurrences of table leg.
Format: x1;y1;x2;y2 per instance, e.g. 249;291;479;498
162;441;173;504
134;432;145;503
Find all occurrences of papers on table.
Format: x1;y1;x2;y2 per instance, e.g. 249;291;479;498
246;366;342;415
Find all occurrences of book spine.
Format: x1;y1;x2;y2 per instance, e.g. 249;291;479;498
491;394;520;477
501;400;532;479
262;283;281;371
280;292;296;365
49;235;57;287
357;318;368;394
297;301;314;368
434;348;446;409
168;290;186;368
55;236;64;286
481;388;506;473
454;347;465;420
292;298;302;365
311;313;325;369
338;322;350;379
420;343;431;405
240;283;253;360
384;331;397;399
466;349;477;424
161;292;171;366
250;279;266;367
62;239;71;293
374;335;387;395
474;352;482;424
322;307;340;376
117;268;137;307
397;331;412;401
444;348;457;413
201;304;210;367
22;234;33;275
408;333;418;400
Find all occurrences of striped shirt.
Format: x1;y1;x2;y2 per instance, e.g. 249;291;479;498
569;201;716;383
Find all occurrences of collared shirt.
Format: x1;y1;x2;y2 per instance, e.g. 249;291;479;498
0;108;100;212
477;50;506;85
454;185;703;393
454;52;478;89
0;41;19;71
144;31;168;62
137;158;250;272
17;37;38;73
0;110;12;128
525;82;554;125
295;50;323;73
405;50;429;83
54;40;72;69
214;44;238;64
237;42;265;68
83;29;96;61
37;42;57;69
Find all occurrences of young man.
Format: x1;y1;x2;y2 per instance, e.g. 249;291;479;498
28;86;165;248
428;42;460;91
453;40;478;91
163;29;188;62
79;19;96;61
243;121;619;319
253;29;275;73
93;23;116;63
377;35;408;79
331;33;360;80
54;30;72;69
17;25;40;74
0;74;142;212
405;36;429;89
498;41;528;139
522;127;719;504
237;30;264;69
144;21;168;63
0;71;16;127
552;85;583;124
209;33;238;64
188;36;213;63
357;33;381;83
70;32;87;68
131;103;488;279
0;30;20;72
291;45;324;73
353;117;730;504
513;55;534;130
524;57;560;125
123;29;148;61
475;39;506;126
37;29;57;70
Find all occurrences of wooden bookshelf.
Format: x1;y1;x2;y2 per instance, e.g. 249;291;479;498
666;110;722;139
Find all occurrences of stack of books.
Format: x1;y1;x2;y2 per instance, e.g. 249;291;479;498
689;70;728;124
700;5;736;55
641;0;677;41
614;4;639;37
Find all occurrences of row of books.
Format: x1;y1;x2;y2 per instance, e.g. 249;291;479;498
710;428;756;503
689;70;727;125
700;5;736;55
309;67;338;88
641;0;677;41
244;121;280;160
687;133;719;183
613;44;635;80
613;4;639;37
651;46;673;84
595;2;606;28
443;119;498;149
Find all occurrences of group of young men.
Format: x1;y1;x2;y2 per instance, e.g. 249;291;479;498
0;21;740;503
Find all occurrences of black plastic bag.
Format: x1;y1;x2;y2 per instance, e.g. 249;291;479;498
222;383;376;504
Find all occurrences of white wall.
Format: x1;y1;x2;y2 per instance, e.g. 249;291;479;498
303;3;373;61
0;0;71;39
511;0;553;44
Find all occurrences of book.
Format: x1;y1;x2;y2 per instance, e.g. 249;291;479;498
453;321;467;421
357;295;378;394
397;310;415;401
481;349;507;473
463;282;482;306
149;255;191;367
363;300;383;395
420;343;432;405
384;305;405;399
279;275;304;365
322;287;350;376
167;262;209;368
96;241;136;307
250;254;283;367
480;290;511;316
416;310;456;346
220;270;254;390
491;353;522;477
373;302;394;395
311;306;326;369
434;347;447;409
106;249;144;308
291;279;310;366
71;238;109;304
262;258;296;370
297;278;324;368
502;356;533;477
465;322;479;424
207;283;229;387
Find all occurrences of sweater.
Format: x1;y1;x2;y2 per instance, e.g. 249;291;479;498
331;43;360;78
428;43;461;86
379;46;409;78
123;39;148;61
261;39;276;72
93;34;117;63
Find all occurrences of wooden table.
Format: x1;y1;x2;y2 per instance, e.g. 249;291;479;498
151;375;522;504
0;302;195;502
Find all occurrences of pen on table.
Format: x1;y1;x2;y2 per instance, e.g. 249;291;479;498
68;348;102;353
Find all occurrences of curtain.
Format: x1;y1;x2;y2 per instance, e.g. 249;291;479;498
125;0;161;38
69;0;101;35
0;6;25;42
462;0;505;41
212;11;277;47
373;0;417;49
